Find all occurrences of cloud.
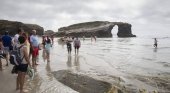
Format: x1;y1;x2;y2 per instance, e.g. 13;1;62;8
0;0;170;32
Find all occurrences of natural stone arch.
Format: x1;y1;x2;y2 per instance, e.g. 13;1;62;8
55;21;136;38
111;25;118;37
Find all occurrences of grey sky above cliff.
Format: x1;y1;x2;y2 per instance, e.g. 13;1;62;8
0;0;170;32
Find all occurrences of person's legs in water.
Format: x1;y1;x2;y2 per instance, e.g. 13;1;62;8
4;47;9;66
32;47;39;67
20;72;26;93
17;64;28;93
69;45;72;54
77;47;79;55
67;45;69;54
32;48;36;68
46;49;50;62
16;71;21;90
74;46;76;54
68;43;72;54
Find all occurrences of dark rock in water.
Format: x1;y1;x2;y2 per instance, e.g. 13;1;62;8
0;20;44;35
55;21;136;38
53;70;112;93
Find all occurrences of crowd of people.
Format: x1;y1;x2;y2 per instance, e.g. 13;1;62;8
0;28;53;93
0;28;158;93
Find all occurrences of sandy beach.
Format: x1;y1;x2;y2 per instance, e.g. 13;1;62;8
0;38;170;93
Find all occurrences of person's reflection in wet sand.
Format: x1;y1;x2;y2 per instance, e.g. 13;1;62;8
46;62;53;81
42;49;47;62
67;55;72;70
153;47;158;52
74;55;80;71
46;62;51;72
26;72;42;93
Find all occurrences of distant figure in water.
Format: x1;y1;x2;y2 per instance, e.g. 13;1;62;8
93;35;96;41
73;37;81;54
66;36;72;54
91;35;96;42
153;38;158;48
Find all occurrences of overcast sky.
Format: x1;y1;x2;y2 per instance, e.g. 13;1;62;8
0;0;170;34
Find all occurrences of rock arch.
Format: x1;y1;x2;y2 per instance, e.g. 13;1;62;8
55;21;136;37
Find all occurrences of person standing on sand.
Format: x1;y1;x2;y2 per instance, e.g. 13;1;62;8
66;36;72;54
45;36;52;62
2;31;12;66
73;37;81;54
153;38;158;48
16;36;31;93
30;30;39;67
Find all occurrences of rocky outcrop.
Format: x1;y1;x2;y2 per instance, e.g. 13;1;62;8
0;20;44;35
55;21;136;37
53;70;123;93
44;30;55;35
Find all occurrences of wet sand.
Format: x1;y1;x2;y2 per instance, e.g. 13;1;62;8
0;38;170;93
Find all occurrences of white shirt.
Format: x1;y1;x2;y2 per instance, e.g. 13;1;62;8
13;34;19;44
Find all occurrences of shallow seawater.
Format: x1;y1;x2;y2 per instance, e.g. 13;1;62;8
26;37;170;93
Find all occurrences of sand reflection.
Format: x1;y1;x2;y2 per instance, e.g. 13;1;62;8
66;55;80;71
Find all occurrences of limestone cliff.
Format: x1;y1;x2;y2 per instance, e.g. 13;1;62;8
0;20;44;35
55;21;136;37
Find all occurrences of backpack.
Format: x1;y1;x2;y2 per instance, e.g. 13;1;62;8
10;45;25;65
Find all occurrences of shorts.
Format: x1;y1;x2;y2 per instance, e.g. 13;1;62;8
67;43;72;51
32;47;39;57
74;46;80;49
17;64;28;72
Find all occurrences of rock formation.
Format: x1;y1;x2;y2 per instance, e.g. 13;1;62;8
0;20;44;35
44;30;55;35
55;21;136;37
53;70;124;93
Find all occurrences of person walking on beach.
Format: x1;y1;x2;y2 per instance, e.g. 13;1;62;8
45;36;52;62
153;38;158;48
16;36;31;93
1;31;12;66
30;30;39;67
73;37;81;54
66;36;72;54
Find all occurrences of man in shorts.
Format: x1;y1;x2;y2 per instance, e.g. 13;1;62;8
2;31;12;66
30;30;39;68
